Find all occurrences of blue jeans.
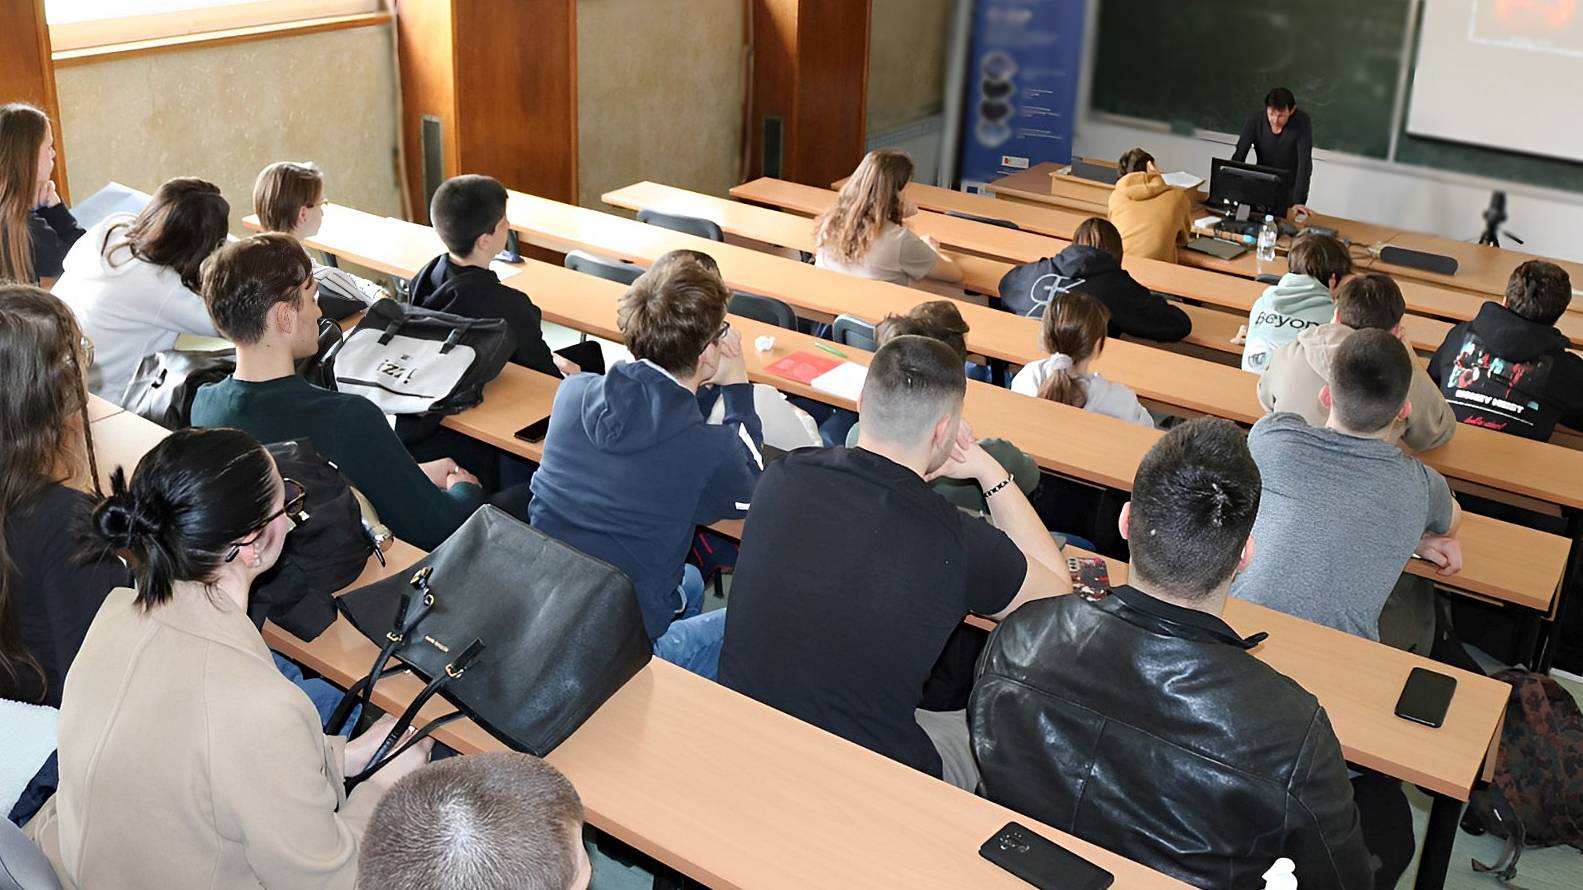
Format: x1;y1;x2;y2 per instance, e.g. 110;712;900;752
272;651;359;735
653;565;726;681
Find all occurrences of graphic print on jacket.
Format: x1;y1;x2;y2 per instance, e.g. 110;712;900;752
1443;332;1553;436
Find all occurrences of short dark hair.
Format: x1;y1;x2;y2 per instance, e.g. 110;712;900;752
1335;273;1405;331
431;174;508;257
875;300;970;365
859;335;966;445
356;753;584;890
1286;233;1352;285
617;250;731;377
1117;148;1154;175
1265;87;1296;110
1127;418;1261;599
201;233;313;344
1504;260;1572;326
1329;328;1412;434
252;161;323;234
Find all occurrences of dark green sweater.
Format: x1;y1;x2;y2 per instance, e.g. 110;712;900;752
191;375;482;549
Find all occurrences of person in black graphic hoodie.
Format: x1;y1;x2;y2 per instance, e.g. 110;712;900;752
996;216;1190;343
1428;260;1583;441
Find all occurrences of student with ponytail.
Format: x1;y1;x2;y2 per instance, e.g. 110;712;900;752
0;103;83;285
0;285;125;709
1011;292;1155;428
24;427;430;890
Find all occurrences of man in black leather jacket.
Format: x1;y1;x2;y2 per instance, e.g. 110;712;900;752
970;419;1376;889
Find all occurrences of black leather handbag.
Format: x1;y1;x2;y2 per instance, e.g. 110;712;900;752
329;506;651;784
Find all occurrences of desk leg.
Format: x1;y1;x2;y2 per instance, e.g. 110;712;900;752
1414;793;1462;890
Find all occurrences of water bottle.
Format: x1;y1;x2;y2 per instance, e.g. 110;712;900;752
1256;214;1278;263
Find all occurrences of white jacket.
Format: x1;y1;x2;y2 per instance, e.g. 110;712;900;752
1011;359;1156;428
53;213;219;404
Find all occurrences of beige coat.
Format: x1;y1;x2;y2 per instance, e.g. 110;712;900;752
25;587;380;890
1107;171;1193;263
1257;322;1457;452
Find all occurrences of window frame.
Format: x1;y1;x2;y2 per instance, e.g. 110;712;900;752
47;0;383;52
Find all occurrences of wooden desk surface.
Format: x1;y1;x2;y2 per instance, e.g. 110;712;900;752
1380;230;1583;304
273;202;1570;611
561;187;1583;516
837;174;1583;349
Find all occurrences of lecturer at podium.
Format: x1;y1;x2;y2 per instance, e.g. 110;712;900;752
1232;87;1313;217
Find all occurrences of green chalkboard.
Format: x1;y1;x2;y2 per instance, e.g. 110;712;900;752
1090;0;1410;158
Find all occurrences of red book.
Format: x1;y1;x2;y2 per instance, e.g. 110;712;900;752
764;351;841;385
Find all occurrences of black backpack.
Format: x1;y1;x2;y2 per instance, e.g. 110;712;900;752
250;439;385;640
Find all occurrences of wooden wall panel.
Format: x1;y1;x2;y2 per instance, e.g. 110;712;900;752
1;0;70;200
748;0;869;187
395;0;458;222
454;0;577;204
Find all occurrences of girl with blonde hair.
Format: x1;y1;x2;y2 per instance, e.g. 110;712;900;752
815;149;961;292
1011;291;1155;428
0;103;83;285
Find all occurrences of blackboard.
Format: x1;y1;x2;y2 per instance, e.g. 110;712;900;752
1089;0;1410;158
1088;0;1583;194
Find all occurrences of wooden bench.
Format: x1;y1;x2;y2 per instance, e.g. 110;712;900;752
86;398;1502;890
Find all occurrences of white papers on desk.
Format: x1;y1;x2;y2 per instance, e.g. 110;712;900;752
1193;215;1223;232
810;362;867;402
1162;171;1205;190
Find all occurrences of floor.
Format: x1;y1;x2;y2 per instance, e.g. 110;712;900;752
552;325;1581;890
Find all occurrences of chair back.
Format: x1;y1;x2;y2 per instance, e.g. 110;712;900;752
729;292;798;330
944;210;1021;230
637;209;725;242
832;314;877;351
564;250;644;287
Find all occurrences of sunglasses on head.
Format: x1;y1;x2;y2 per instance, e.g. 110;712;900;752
223;478;308;563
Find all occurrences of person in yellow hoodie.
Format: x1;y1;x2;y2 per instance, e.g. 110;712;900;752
1258;273;1455;452
1106;148;1193;263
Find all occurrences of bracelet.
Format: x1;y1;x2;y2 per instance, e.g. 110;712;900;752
983;474;1014;499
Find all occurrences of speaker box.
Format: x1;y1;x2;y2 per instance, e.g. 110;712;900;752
761;115;784;180
1378;246;1459;276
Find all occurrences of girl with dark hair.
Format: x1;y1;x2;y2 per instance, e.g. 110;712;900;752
53;176;229;403
0;285;125;708
24;427;430;889
816;149;963;294
1012;291;1155;428
0;103;83;285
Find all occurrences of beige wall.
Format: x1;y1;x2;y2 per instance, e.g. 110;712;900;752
867;0;954;135
575;0;746;210
55;25;403;234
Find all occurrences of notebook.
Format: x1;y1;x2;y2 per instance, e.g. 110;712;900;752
810;362;868;402
764;351;841;385
1161;171;1205;190
1183;237;1249;261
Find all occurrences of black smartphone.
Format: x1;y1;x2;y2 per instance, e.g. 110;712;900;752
979;822;1114;890
1394;667;1457;728
514;416;551;444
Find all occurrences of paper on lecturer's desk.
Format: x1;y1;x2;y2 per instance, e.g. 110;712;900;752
1193;214;1222;231
1163;171;1205;190
810;362;867;402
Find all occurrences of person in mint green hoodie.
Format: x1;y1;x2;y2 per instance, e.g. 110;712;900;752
1239;233;1353;373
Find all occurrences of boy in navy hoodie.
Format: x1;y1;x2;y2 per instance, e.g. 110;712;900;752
1428;260;1583;441
408;174;599;377
530;250;763;678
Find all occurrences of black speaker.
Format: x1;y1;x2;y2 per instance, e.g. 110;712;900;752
1378;246;1459;276
420;114;444;215
761;115;784;179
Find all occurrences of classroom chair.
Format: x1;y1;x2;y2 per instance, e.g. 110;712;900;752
729;292;799;330
637;208;725;242
0;819;61;890
944;209;1021;230
564;250;644;287
832;314;877;351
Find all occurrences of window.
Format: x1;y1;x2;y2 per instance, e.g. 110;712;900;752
47;0;383;52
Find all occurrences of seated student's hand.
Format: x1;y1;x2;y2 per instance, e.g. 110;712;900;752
552;354;581;377
1230;324;1248;346
709;326;750;386
344;715;432;775
1415;533;1462;576
34;179;61;210
419;458;461;490
1289;204;1312;222
445;467;481;490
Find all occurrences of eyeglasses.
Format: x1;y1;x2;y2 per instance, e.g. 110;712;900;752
714;321;731;342
223;478;308;563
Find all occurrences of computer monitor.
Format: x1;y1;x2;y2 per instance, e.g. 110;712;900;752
1208;158;1290;220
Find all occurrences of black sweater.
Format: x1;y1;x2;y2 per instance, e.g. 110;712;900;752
1428;301;1583;441
1232;109;1314;206
997;244;1192;343
27;203;86;281
408;255;562;378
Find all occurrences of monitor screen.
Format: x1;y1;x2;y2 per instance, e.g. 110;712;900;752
1209;158;1290;217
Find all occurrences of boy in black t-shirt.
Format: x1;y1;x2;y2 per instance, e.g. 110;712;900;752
1428;260;1583;441
718;336;1072;790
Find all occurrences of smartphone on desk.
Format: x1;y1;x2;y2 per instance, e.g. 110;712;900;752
514;416;551;444
979;822;1114;890
1394;667;1457;728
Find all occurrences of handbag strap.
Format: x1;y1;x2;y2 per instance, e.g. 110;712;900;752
326;568;437;734
344;637;484;792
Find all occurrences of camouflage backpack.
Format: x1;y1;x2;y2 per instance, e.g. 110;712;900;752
1461;670;1583;886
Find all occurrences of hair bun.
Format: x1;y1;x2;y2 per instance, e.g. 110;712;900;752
92;470;165;551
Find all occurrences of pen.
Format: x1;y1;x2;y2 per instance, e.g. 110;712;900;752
813;342;848;359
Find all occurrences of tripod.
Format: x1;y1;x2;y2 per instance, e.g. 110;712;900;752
1477;190;1524;248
